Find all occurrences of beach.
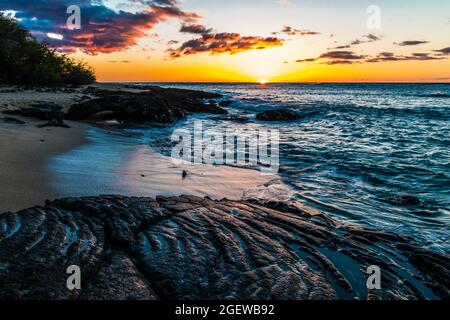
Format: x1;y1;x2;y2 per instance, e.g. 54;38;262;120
0;83;449;300
0;116;88;212
0;84;281;213
1;0;449;304
0;86;90;212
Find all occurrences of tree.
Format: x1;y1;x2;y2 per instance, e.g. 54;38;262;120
0;13;96;85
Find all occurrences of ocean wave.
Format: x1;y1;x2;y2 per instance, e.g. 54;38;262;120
419;93;450;98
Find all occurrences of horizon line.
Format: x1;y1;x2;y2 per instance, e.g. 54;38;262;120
97;81;450;84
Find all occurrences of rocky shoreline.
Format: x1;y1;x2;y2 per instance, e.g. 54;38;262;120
2;84;227;128
0;195;448;300
2;84;314;127
1;84;449;300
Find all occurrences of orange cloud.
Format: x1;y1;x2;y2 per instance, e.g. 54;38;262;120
168;30;284;58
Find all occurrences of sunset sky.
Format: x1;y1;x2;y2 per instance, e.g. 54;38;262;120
2;0;450;82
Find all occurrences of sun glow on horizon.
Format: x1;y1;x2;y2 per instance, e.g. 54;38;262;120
64;0;450;83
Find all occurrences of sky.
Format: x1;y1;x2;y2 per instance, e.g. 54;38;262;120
1;0;449;82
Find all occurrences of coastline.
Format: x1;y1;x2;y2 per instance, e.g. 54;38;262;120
0;86;94;212
0;116;89;212
0;84;281;212
0;83;449;300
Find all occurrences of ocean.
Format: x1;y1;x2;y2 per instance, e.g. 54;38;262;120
134;83;450;254
51;83;450;254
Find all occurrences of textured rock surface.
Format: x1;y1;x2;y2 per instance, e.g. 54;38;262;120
66;87;225;123
0;195;448;300
0;117;26;125
4;102;63;119
3;102;70;128
256;109;302;122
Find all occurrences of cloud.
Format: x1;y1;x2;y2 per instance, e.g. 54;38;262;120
319;51;367;60
276;0;295;7
273;26;320;36
0;0;200;54
46;32;63;40
434;47;450;55
366;52;443;62
106;60;131;63
395;40;429;46
167;23;284;58
365;34;380;41
180;23;212;34
295;58;317;63
296;50;366;65
333;33;381;49
323;60;356;65
297;50;446;65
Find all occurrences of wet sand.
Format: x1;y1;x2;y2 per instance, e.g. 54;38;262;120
49;127;288;203
0;116;89;212
0;85;287;212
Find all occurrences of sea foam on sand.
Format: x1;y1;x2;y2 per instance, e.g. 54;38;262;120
48;127;291;202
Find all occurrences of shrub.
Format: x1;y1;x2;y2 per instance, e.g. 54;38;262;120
0;13;96;85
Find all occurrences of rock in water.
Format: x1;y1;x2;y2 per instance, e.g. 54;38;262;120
0;196;448;300
256;109;302;122
384;195;422;206
218;100;234;107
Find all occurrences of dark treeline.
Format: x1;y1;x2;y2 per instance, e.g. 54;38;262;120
0;13;95;86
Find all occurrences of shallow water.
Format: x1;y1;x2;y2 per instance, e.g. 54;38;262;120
49;127;285;201
132;83;450;254
49;83;449;254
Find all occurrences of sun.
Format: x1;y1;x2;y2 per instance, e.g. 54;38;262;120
259;79;269;85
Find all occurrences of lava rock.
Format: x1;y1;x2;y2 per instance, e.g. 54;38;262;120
4;102;63;121
1;117;26;125
66;86;226;123
384;195;422;206
0;195;448;300
3;103;70;128
218;100;234;107
256;109;302;122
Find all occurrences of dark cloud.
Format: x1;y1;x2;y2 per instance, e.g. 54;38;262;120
106;60;131;63
168;23;283;58
295;58;317;63
0;0;200;54
319;51;367;60
273;26;320;36
434;47;450;55
295;50;366;65
323;60;356;65
297;49;446;65
180;23;212;35
333;33;381;49
396;40;429;46
334;45;351;49
366;52;443;62
365;34;380;41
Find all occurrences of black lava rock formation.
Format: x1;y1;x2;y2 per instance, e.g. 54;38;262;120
66;87;226;123
0;195;448;300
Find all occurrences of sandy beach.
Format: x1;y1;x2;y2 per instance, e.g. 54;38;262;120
0;84;93;212
0;117;89;212
0;84;281;212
